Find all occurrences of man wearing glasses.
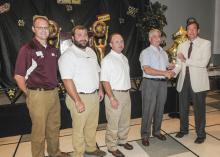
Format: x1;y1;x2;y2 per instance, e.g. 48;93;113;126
14;15;69;157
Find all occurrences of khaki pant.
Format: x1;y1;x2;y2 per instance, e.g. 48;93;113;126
105;91;131;151
26;88;61;157
66;93;99;157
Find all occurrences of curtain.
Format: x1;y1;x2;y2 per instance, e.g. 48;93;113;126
0;0;146;88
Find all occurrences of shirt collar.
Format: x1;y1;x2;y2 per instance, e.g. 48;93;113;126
110;49;123;58
150;45;163;52
187;37;199;45
72;43;92;58
33;38;48;49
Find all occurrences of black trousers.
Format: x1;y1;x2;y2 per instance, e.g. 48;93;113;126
179;70;207;138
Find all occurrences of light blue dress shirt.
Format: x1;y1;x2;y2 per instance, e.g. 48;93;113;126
139;45;169;79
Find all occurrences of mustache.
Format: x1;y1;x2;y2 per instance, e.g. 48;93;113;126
79;40;88;43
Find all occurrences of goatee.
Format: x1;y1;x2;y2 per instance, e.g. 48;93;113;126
74;40;88;49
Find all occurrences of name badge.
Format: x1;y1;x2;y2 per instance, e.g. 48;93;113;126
36;51;44;58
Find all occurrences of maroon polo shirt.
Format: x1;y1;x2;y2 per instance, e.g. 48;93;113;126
15;38;59;89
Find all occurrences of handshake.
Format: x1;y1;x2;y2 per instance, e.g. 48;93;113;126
164;70;175;79
164;63;176;79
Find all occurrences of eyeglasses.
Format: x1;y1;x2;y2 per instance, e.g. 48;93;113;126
34;26;49;31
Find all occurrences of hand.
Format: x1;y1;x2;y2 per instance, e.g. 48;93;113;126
98;89;104;102
167;63;175;70
177;53;186;63
109;97;119;109
75;100;85;113
164;70;175;79
169;70;176;78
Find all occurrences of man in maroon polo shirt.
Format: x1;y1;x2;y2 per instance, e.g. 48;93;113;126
14;15;69;157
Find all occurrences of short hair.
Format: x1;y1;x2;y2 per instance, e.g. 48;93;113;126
109;33;122;43
33;15;49;25
71;25;87;36
186;17;200;30
148;29;161;38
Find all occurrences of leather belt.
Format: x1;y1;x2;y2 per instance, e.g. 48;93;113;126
78;89;98;94
28;87;56;91
112;89;129;92
144;78;167;81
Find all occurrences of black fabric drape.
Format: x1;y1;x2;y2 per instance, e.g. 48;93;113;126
0;0;146;88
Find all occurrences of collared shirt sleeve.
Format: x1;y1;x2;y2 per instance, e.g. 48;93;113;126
14;46;28;77
139;50;151;69
58;51;76;79
100;58;111;82
94;52;101;73
97;63;101;73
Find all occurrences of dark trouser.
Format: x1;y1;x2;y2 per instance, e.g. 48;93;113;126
179;70;206;138
141;79;167;138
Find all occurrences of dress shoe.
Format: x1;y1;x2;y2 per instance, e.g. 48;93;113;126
194;137;206;144
153;134;166;141
175;132;188;138
85;149;106;156
108;149;125;157
142;138;149;146
118;143;133;150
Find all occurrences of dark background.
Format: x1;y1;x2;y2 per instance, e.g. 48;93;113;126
0;0;147;88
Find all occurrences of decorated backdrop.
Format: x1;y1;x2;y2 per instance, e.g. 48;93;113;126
0;0;167;102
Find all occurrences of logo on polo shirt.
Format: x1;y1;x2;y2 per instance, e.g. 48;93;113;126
51;53;55;56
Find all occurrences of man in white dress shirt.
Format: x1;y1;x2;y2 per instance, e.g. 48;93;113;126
101;33;133;157
58;25;106;157
173;18;211;144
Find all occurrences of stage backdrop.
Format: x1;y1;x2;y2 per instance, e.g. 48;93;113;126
0;0;151;88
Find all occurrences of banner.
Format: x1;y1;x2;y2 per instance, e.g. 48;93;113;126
57;0;81;5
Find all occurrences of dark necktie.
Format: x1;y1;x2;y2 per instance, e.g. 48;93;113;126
188;42;193;58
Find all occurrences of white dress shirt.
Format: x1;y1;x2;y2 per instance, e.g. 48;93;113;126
58;44;100;93
101;50;131;90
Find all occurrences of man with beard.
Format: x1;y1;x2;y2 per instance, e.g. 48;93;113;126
58;25;106;157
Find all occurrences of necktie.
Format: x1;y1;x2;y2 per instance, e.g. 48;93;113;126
188;42;193;58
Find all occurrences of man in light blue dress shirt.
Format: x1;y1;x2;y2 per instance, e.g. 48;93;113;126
139;29;174;146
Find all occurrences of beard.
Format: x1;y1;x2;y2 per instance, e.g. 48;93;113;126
73;40;88;49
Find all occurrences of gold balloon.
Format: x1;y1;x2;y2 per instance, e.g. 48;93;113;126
166;26;187;63
48;20;61;48
48;20;60;38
